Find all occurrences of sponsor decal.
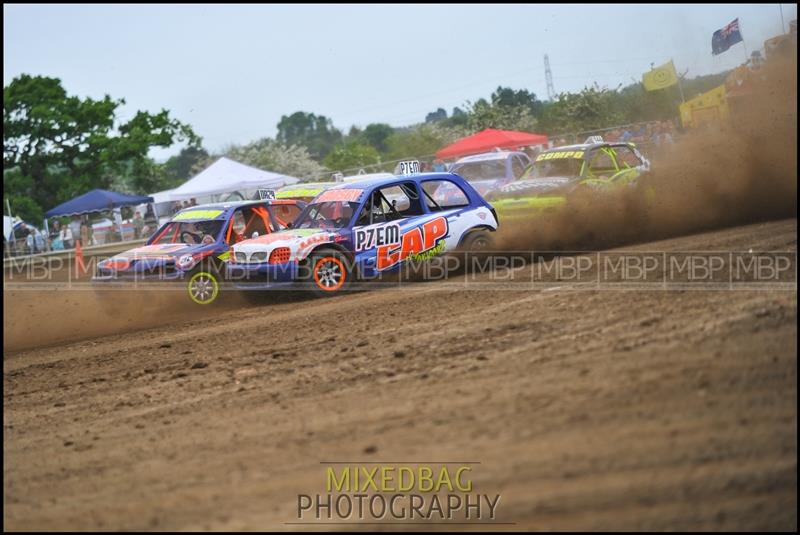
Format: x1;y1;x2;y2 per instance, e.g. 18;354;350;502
248;229;318;245
177;254;195;270
317;188;364;203
376;216;449;270
103;258;131;271
354;222;401;252
122;244;187;255
536;150;584;161
406;239;446;262
172;209;225;221
298;233;331;255
276;187;325;199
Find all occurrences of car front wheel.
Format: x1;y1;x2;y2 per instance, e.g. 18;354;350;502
186;268;221;305
305;251;351;296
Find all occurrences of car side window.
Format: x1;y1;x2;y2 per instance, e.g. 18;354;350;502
613;146;643;168
230;210;247;240
355;182;423;226
269;203;302;229
231;210;247;234
381;185;412;215
421;180;470;211
244;206;272;236
355;191;393;226
588;149;617;176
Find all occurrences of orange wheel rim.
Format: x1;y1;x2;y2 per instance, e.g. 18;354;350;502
313;256;346;292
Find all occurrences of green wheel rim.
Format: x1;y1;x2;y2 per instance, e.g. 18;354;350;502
188;271;219;305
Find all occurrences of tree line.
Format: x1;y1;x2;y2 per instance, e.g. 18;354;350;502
4;70;727;223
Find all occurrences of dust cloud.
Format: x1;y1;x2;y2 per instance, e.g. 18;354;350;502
3;288;218;353
496;54;797;252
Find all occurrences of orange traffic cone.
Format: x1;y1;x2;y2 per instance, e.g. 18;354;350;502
74;240;87;277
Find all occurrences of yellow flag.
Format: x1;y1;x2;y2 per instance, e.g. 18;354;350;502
643;60;678;91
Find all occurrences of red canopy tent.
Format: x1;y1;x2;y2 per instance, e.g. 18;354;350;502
435;128;549;160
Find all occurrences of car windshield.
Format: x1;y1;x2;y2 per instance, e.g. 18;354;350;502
293;201;360;229
149;220;225;245
450;160;507;182
525;158;583;179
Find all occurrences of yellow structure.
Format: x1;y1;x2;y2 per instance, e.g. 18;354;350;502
679;84;730;129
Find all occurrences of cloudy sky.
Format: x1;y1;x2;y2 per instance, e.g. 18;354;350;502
4;4;796;159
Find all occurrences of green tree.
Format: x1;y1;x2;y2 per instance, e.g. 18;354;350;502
347;125;362;138
385;125;446;161
491;86;543;117
359;123;394;153
539;84;623;133
224;138;326;181
466;97;539;132
3;167;43;222
436;86;546;133
162;146;209;187
322;142;381;173
425;107;448;123
443;106;469;127
3;74;198;219
276;111;342;160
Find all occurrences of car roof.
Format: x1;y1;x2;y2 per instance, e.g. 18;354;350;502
323;172;465;191
171;199;290;219
340;172;394;182
276;182;336;195
543;141;631;153
454;151;525;163
277;181;338;190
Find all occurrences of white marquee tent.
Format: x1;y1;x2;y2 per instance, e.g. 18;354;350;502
166;157;301;201
150;189;176;204
4;215;23;241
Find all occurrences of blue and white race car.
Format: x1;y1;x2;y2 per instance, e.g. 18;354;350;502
227;168;498;295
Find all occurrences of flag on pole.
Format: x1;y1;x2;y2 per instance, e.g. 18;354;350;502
712;18;743;55
642;60;679;91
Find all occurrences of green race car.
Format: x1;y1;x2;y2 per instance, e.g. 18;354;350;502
488;137;651;220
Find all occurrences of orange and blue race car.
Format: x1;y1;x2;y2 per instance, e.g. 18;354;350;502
93;198;305;304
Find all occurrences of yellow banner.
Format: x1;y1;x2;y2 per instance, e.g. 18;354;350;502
643;60;678;91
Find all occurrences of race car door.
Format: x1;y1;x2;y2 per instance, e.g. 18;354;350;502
420;178;477;251
353;181;448;274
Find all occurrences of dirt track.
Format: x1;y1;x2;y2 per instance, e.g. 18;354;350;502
3;219;797;531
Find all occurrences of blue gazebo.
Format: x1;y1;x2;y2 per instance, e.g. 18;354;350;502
45;189;154;217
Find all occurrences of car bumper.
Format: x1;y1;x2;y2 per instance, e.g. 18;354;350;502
225;261;299;289
92;270;186;283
